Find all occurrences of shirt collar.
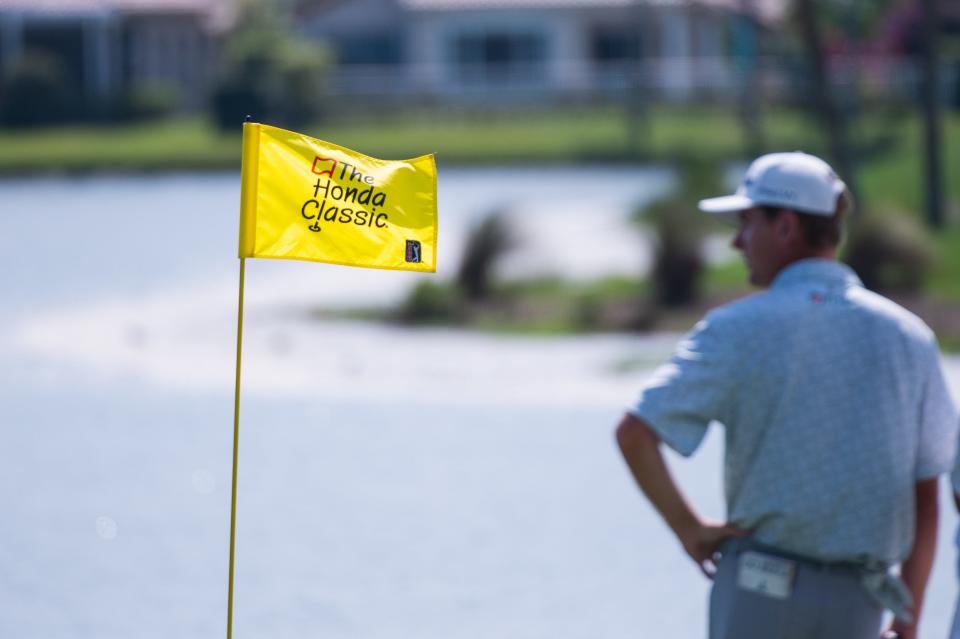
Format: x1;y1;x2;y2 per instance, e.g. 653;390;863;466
771;258;863;290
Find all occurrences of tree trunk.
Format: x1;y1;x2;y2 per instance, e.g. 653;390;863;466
795;0;858;201
625;0;650;158
737;0;765;157
919;0;944;228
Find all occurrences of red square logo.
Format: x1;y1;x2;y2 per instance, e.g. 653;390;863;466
312;157;337;177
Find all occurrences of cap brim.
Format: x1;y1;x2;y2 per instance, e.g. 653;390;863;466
697;194;753;225
698;194;754;213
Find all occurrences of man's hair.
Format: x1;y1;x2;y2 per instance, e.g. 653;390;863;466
761;189;853;249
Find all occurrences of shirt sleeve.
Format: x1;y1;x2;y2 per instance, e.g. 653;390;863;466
629;310;739;457
916;341;960;480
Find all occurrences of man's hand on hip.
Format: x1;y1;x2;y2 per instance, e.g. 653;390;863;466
616;414;750;579
678;519;750;579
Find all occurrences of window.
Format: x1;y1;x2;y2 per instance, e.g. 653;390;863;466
452;30;547;84
590;27;642;62
335;32;402;66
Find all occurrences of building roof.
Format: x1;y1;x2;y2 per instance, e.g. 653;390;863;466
0;0;236;29
399;0;788;24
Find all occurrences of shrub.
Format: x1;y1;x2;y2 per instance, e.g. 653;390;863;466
211;78;268;129
843;212;934;293
635;159;722;307
271;39;329;127
650;209;705;307
210;0;330;130
396;280;463;323
0;49;71;127
456;210;517;302
118;81;180;122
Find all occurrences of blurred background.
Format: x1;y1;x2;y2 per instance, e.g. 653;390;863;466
0;0;958;637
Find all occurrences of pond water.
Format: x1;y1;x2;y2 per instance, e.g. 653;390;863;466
1;170;958;639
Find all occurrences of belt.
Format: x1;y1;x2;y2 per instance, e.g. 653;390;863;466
725;538;914;623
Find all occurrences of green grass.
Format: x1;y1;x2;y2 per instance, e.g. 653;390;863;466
0;105;825;172
855;112;960;219
314;105;821;164
929;228;960;301
0;119;241;173
703;258;749;295
1;107;956;219
313;107;631;163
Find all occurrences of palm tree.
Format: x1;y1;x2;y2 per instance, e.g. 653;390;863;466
919;0;944;228
795;0;859;200
737;0;766;156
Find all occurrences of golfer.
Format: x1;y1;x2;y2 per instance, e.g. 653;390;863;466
615;152;958;639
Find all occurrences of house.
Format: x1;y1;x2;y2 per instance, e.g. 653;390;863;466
0;0;235;112
297;0;788;101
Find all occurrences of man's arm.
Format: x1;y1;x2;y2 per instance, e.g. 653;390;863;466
615;413;747;577
890;477;940;639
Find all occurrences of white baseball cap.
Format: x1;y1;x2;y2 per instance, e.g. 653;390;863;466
698;151;847;222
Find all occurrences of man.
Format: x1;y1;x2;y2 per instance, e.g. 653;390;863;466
615;152;958;639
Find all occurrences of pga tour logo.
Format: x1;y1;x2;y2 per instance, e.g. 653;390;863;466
405;240;421;263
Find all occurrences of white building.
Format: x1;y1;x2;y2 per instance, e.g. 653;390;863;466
298;0;787;101
0;0;235;111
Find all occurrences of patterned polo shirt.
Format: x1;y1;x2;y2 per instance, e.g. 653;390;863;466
630;258;959;566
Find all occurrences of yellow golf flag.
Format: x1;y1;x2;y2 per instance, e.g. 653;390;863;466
239;122;437;272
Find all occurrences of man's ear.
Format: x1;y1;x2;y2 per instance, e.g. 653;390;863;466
776;210;801;243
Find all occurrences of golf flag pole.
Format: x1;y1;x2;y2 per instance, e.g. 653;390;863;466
226;119;438;638
226;255;245;639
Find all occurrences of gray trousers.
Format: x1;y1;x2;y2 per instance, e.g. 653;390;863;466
709;540;883;639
